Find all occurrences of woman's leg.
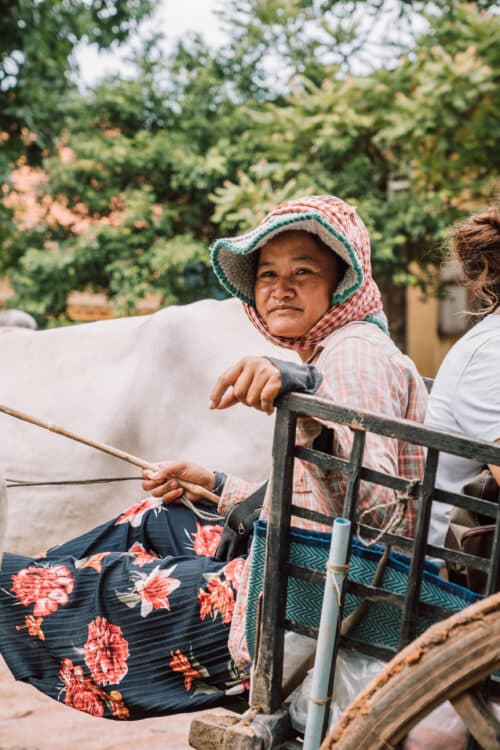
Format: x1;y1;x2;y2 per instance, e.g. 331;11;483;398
0;500;247;720
42;497;223;562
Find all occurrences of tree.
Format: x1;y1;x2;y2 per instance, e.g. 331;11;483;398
2;39;236;322
1;1;498;342
0;0;154;165
213;5;498;257
210;3;499;341
215;0;499;98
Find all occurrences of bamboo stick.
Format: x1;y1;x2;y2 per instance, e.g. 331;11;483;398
0;403;219;504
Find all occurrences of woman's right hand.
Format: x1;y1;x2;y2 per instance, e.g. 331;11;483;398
142;460;215;504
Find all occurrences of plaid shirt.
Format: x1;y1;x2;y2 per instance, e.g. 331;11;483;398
219;321;428;668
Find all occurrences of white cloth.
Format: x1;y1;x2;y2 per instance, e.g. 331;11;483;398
425;313;500;546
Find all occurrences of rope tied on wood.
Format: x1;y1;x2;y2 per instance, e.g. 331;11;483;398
357;478;420;548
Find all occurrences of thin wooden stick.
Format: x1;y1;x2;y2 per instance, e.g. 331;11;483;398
0;403;219;504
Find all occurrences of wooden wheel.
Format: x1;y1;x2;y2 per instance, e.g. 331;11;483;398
321;593;500;750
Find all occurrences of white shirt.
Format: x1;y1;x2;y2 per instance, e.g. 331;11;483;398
425;313;500;545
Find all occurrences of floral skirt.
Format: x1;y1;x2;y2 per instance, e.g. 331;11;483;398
0;497;248;720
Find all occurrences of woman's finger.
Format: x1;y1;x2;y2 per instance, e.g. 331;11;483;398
232;364;259;405
213;387;239;410
148;479;181;497
241;363;280;412
209;361;244;409
259;379;281;414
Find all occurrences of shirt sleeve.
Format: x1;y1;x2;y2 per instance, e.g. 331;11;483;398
217;474;264;516
454;337;500;444
265;357;323;397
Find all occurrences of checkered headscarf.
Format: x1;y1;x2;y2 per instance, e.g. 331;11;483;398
210;195;385;352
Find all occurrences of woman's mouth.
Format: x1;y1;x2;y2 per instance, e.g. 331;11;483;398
268;306;302;314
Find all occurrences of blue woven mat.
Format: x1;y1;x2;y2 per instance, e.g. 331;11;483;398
246;519;481;659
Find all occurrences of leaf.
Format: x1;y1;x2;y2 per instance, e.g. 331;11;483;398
114;589;140;608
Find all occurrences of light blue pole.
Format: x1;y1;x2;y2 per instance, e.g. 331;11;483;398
303;517;351;750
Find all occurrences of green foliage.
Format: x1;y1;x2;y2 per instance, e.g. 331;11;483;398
1;1;499;333
0;0;154;160
211;3;499;290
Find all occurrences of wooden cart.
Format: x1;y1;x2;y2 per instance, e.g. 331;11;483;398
190;388;500;750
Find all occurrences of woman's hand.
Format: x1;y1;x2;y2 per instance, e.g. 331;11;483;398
142;460;215;504
209;357;281;415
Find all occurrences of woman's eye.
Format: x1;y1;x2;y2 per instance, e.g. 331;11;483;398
257;270;276;279
295;267;313;275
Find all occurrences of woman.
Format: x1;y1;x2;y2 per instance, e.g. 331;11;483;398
0;195;427;720
426;204;500;547
406;205;500;750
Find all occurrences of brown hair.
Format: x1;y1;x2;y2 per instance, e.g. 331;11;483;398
451;203;500;314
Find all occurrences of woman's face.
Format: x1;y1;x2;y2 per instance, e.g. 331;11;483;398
254;230;345;340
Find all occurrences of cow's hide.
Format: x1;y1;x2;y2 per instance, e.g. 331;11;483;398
0;298;297;554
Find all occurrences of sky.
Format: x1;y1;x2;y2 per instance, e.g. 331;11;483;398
75;0;226;88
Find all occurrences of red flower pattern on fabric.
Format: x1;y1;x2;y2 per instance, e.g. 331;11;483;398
169;649;203;691
115;497;163;527
11;564;74;616
84;616;129;686
127;542;159;567
198;577;235;624
59;658;130;719
222;558;245;591
192;523;223;556
59;658;105;718
134;565;181;617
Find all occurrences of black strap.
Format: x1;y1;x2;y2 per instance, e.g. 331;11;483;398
215;482;268;562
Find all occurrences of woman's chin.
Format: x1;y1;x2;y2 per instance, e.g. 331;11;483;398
267;323;305;339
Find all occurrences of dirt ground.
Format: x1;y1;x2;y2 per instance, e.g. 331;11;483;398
0;656;197;750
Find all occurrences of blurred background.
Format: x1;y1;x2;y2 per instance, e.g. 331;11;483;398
1;0;499;376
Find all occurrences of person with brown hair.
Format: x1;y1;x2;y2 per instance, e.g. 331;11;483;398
426;203;500;554
409;202;500;750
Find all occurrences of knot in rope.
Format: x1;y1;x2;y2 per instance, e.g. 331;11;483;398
357;478;420;548
326;561;350;607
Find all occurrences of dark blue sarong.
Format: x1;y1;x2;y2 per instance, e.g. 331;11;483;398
0;498;248;720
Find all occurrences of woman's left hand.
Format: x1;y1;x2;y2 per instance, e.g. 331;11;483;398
142;460;215;504
209;357;281;415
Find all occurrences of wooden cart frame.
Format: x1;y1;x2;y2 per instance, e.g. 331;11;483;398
190;389;500;750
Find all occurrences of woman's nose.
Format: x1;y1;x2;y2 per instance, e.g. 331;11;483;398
271;276;295;297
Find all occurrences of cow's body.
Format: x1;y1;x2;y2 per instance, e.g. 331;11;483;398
0;298;297;554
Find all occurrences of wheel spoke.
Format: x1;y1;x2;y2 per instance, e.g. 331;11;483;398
451;688;500;750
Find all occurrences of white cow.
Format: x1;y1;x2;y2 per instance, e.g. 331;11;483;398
0;298;297;554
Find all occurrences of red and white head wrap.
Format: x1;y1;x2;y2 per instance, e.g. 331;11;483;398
211;194;386;352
